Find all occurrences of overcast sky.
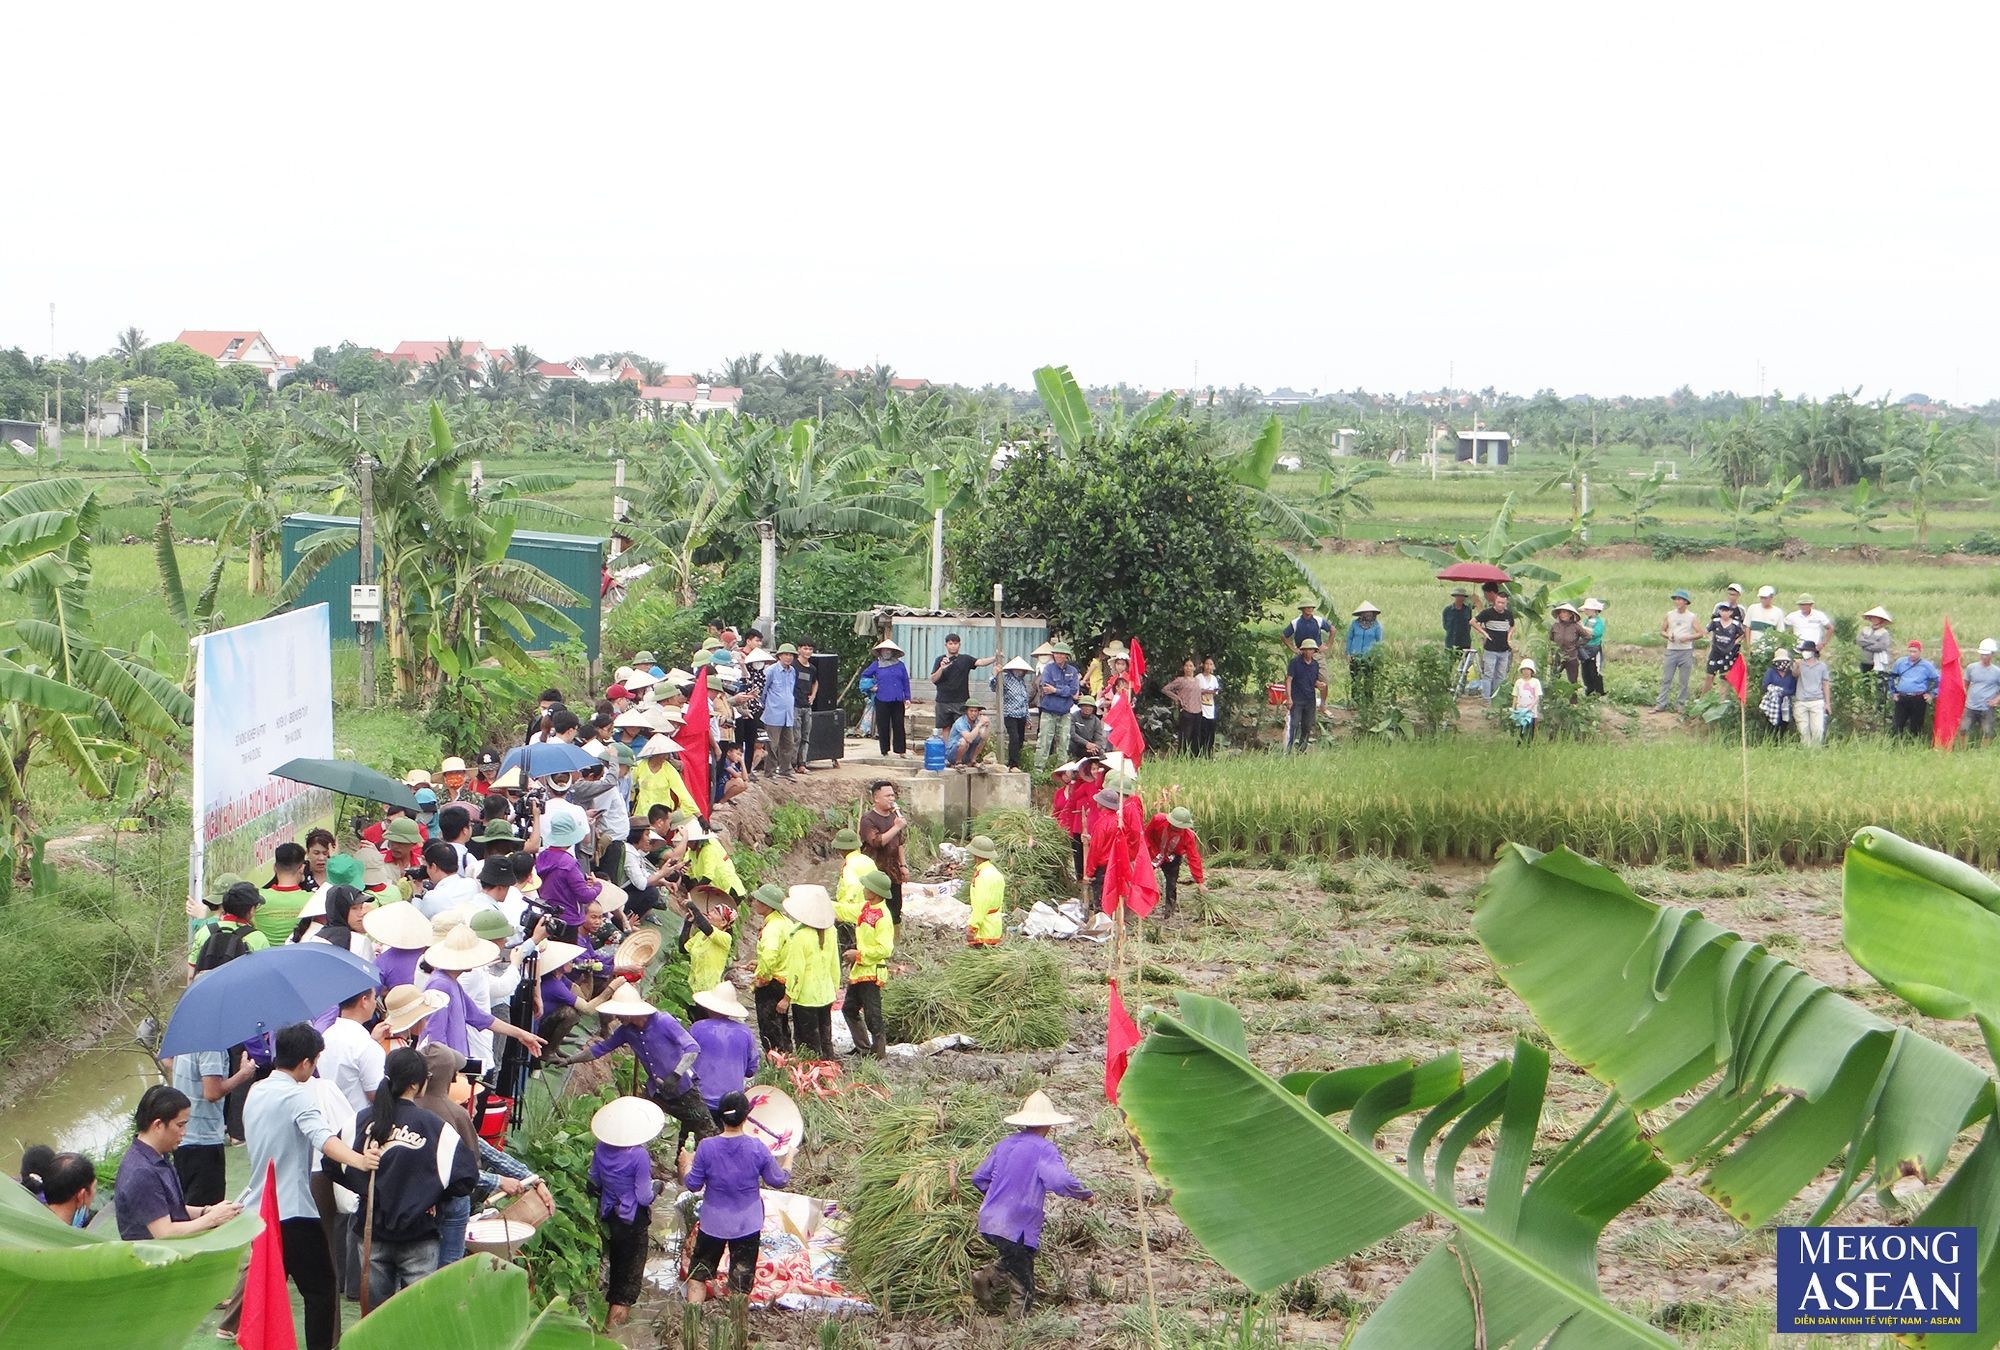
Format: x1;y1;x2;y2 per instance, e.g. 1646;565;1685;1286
7;4;1996;400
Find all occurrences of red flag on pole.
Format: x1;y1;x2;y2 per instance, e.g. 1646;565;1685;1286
1105;691;1145;766
1128;637;1146;687
1936;619;1966;750
1723;651;1748;703
675;667;713;819
237;1161;295;1350
1105;979;1140;1102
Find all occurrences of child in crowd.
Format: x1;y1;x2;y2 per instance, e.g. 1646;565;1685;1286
1510;658;1543;744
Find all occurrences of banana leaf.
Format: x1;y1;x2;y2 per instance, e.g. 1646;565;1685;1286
1475;843;1996;1227
0;1170;258;1348
1032;364;1092;454
340;1254;616;1349
1122;994;1674;1347
1842;825;2000;1060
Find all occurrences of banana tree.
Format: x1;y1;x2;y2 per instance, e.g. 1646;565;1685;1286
341;1253;616;1349
1398;494;1576;625
1124;840;2000;1347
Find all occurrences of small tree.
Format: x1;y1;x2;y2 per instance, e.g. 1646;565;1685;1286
1869;417;1977;549
1610;467;1667;540
1316;459;1383;539
1839;478;1888;540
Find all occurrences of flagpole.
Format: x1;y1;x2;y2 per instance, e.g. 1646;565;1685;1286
1738;694;1751;866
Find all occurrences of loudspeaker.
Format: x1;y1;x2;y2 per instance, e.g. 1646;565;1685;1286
806;708;845;763
807;653;840;711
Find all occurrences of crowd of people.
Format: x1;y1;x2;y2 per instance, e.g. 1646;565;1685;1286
17;623;1160;1337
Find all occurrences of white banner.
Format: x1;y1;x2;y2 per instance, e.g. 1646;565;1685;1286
188;604;336;909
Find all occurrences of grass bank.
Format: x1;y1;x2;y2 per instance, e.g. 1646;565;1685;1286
1164;740;2000;866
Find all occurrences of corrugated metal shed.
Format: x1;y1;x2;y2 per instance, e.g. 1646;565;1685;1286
278;513;605;660
881;614;1050;700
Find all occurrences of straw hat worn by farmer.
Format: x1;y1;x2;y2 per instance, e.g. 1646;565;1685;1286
965;836;1006;947
775;884;840;1060
679;885;737;996
589;1095;665;1329
1144;806;1205;918
420;923;547;1062
554;983;717;1144
686;984;760;1113
970;1091;1094;1320
843;868;896;1054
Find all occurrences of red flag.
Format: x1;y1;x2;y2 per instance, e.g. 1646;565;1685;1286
1106;979;1141;1102
1936;619;1966;750
675;667;712;819
1723;651;1747;703
1123;829;1160;917
1128;637;1146;686
1105;690;1145;766
237;1161;295;1350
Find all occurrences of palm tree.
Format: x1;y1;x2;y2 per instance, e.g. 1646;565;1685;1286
709;353;767;389
113;326;151;373
193;425;334;595
632;357;668;386
506;345;547;398
417;356;465;401
1533;439;1602;535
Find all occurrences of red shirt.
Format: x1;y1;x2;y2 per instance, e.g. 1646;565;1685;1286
1143;815;1205;883
1086;794;1148;874
360;819;430;849
1052;782;1089;836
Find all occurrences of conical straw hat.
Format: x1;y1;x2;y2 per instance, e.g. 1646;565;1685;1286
1004;1090;1074;1127
591;1095;667;1148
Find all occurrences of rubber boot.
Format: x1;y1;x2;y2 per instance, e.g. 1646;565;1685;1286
843;1010;871;1056
970;1267;999;1313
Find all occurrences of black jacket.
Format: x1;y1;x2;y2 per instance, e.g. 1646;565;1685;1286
332;1099;478;1243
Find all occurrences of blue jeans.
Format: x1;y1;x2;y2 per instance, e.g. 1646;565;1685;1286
436;1193;470;1266
368;1235;439;1306
1479;651;1510;705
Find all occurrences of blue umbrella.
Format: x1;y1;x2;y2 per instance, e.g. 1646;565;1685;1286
161;944;381;1056
498;741;600;778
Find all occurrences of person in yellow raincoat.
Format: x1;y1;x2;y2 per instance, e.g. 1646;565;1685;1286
631;738;698;821
683;820;744;897
830;826;871;946
775;884;839;1059
842;869;895;1055
681;885;736;994
747;884;790;1055
966;834;1005;946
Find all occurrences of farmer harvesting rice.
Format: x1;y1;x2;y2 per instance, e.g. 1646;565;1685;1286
554;984;714;1144
965;835;1005;945
588;1095;662;1329
747;884;791;1054
970;1091;1093;1320
680;1090;791;1320
1144;806;1204;918
776;884;840;1058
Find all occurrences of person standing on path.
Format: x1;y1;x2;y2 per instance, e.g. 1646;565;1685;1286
1472;594;1516;704
1194;656;1220;755
774;885;839;1059
1033;642;1080;772
857;780;908;925
930;633;998;741
1161;658;1205;755
1442;586;1473;657
843;869;895;1052
992;656;1036;770
1547;603;1584;686
589;1096;663;1330
1964;639;2000;743
1284;639;1327;750
1744;586;1785;644
758;645;801;781
1888;639;1940;739
969;1091;1093;1321
1655;590;1699;713
747;884;792;1055
861;639;913;758
1794;641;1832;747
1281;602;1329;655
1345;603;1384;704
1578;598;1607;696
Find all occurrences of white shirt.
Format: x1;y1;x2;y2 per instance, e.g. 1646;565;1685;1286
318;1016;386;1113
1744;602;1786;633
459;967;497;1065
1195;673;1220;719
1783;609;1835;651
416;873;483;919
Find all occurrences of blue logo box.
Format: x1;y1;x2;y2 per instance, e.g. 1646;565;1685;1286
1777;1226;1976;1335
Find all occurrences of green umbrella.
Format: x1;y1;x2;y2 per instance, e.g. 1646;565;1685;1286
270;757;420;811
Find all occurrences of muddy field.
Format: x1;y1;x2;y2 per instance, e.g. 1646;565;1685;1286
647;848;1971;1349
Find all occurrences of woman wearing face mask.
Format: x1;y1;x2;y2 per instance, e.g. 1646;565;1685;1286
36;1151;98;1228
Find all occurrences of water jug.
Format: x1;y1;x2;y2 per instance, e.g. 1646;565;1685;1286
923;732;947;772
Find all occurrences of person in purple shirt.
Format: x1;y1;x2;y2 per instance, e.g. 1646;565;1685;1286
113;1086;243;1240
686;985;761;1109
364;901;434;991
418;925;544;1063
588;1095;664;1329
555;984;715;1144
970;1090;1093;1318
680;1091;790;1307
534;806;597;937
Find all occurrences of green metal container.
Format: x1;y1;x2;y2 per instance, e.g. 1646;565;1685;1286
278;513;605;660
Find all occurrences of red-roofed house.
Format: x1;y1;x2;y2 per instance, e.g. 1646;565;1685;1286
636;380;742;419
889;377;929;392
534;360;579;382
173;330;284;373
382;340;498;387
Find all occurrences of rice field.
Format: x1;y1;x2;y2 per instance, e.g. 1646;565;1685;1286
1163;740;2000;866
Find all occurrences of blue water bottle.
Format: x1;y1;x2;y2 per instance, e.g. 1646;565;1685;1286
923;731;947;772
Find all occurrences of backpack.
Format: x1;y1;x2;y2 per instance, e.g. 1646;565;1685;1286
192;922;255;975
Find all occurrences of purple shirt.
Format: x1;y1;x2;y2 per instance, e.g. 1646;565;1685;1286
376;946;421;990
113;1138;188;1240
589;1141;655;1223
970;1131;1091;1247
687;1018;760;1109
539;970;577;1011
584;1013;698;1095
535;847;596;927
684;1133;788;1239
420;971;494;1059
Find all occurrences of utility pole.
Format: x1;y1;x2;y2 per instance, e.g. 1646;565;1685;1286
991;584;1005;716
53;374;61;449
357;454;377;707
142;402;149;455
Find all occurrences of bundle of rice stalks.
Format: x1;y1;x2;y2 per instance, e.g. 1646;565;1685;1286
838;1087;1008;1316
971;806;1077;900
883;945;1074;1049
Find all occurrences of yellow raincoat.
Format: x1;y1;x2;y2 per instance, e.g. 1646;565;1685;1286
967;860;1005;945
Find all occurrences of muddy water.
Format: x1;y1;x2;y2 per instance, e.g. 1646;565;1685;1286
0;1044;166;1163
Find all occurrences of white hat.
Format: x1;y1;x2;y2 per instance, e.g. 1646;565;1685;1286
439;756;468;774
1351;601;1381;615
692;984;750;1019
1051;759;1082;775
1757;585;1777;598
744;649;776;666
423;924;502;972
872;637;905;654
1004;1090;1075;1128
623;668;658;691
1002;656;1034;673
402;768;433;788
590;1095;667;1148
1773;648;1793;662
381;984;450;1034
363;901;435;951
665;667;696;687
298;890;329;922
599;985;660;1018
1518;658;1537;672
683;819;710;842
490;766;525;791
1726;582;1743;593
1581;598;1604;612
783;884;835;930
614;666;634;684
536;940;588;974
1862;606;1893;622
1552;601;1578;615
612;708;653;730
429;907;471;939
1981;639;1998;656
